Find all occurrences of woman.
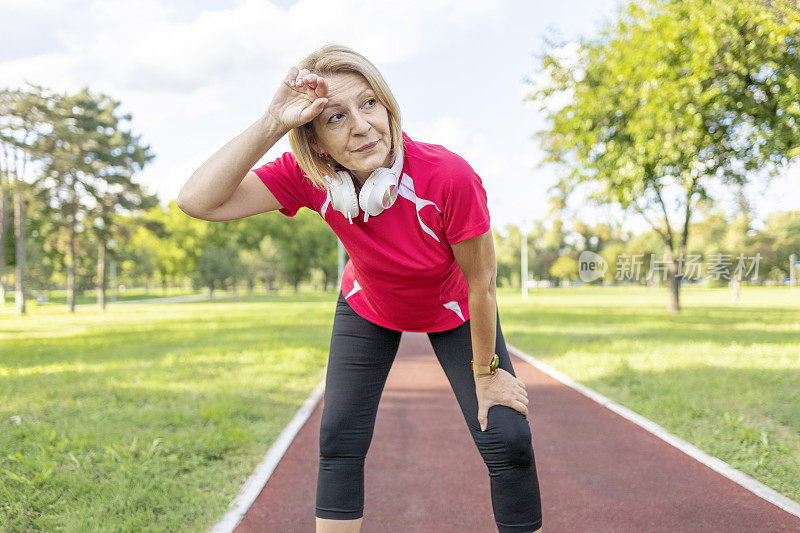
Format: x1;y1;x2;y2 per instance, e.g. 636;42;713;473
178;44;542;533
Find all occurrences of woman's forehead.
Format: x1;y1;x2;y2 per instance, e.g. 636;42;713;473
324;72;372;101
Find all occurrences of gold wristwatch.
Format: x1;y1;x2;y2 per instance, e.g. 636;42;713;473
471;354;499;376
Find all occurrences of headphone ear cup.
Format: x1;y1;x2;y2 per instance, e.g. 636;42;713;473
358;171;376;214
335;171;359;219
360;168;398;216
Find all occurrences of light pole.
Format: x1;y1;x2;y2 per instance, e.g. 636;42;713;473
521;219;528;302
338;238;345;291
109;239;117;303
110;260;117;302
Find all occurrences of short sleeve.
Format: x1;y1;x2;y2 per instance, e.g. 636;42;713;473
442;156;491;244
252;151;310;217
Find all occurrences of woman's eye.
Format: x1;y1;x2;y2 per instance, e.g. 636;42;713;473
328;100;375;123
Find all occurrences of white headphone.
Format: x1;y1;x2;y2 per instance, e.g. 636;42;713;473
324;144;404;224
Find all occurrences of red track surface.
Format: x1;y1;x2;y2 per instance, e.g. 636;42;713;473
235;332;800;532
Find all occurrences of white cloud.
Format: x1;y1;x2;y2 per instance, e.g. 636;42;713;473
407;115;554;229
0;0;501;211
522;40;580;115
0;0;498;95
3;0;794;236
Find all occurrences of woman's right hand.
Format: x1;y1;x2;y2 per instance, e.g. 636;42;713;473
267;67;329;132
474;368;529;431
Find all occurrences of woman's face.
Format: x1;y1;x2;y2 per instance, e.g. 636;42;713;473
308;72;393;183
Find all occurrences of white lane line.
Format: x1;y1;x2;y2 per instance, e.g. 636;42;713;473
507;342;800;520
209;376;327;533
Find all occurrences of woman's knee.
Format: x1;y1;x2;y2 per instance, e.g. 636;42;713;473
480;406;533;468
505;417;534;467
319;412;372;459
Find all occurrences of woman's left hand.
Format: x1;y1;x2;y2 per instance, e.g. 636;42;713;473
474;368;529;431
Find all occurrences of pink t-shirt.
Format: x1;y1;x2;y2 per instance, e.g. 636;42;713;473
252;131;491;332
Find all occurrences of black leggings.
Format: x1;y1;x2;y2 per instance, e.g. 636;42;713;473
316;291;543;532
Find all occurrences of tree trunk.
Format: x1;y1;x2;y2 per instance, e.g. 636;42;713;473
0;183;9;306
66;218;77;311
97;238;107;311
666;268;680;312
14;183;26;315
664;245;681;312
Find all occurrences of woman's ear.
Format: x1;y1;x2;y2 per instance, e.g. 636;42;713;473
305;127;320;155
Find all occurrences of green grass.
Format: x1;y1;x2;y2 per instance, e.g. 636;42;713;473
497;285;800;503
22;286;206;307
0;291;336;532
1;286;798;531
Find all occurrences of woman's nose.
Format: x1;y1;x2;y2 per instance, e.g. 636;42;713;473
351;111;371;133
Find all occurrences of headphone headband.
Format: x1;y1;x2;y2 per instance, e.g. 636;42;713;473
326;142;404;224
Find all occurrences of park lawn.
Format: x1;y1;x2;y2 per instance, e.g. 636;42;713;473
0;291;336;532
497;285;800;504
29;286;207;306
1;286;798;531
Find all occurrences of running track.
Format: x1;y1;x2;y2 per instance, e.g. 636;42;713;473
223;332;800;532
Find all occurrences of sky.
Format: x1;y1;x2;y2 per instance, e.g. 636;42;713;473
1;0;798;236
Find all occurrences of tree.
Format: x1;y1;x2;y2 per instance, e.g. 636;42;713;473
274;210;336;292
130;202;205;292
208;209;284;293
550;255;579;282
527;0;800;311
753;210;800;283
315;236;339;291
32;87;154;311
78;93;157;309
254;235;285;293
0;84;55;314
493;225;521;287
192;243;244;299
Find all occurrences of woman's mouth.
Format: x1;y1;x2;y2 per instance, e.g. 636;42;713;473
355;140;378;153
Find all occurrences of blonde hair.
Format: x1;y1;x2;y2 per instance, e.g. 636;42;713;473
287;44;404;191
